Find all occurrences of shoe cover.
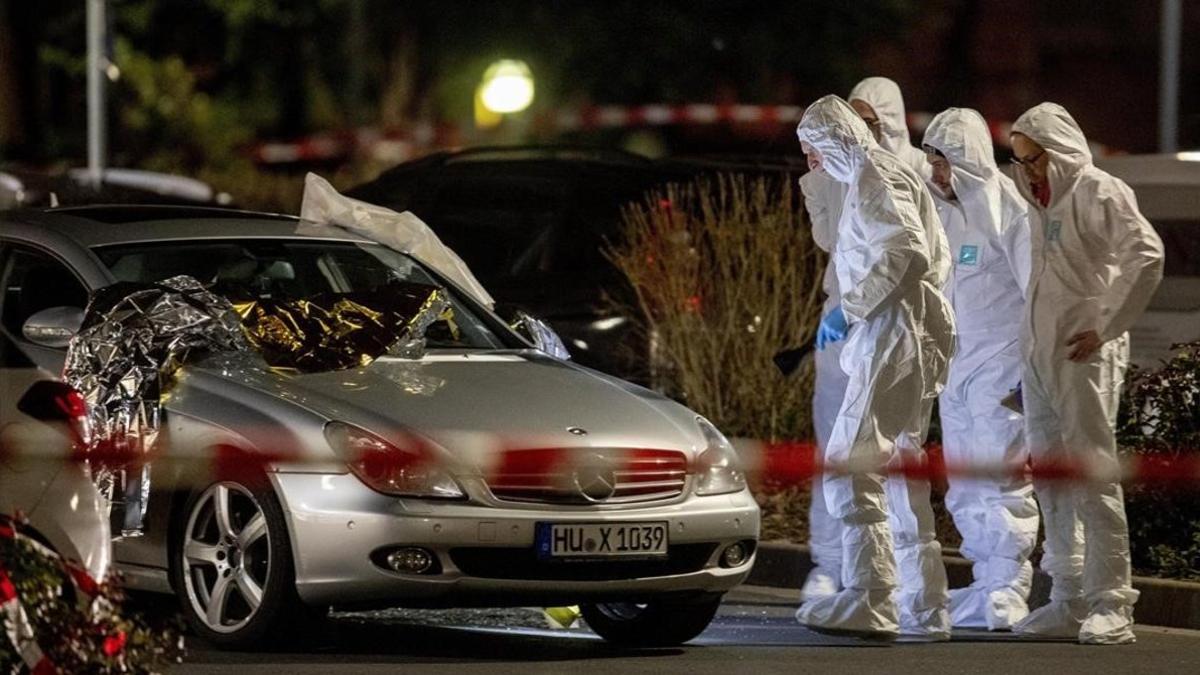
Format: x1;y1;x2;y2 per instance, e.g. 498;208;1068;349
801;567;841;603
1013;598;1086;638
948;586;989;629
795;588;899;639
1079;605;1136;645
985;587;1030;631
898;604;951;641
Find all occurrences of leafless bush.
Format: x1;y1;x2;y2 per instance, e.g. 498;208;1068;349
607;173;825;441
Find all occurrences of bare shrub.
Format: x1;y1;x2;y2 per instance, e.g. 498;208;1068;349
606;173;825;442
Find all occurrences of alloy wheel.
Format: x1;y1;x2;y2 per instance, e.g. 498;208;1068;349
181;482;272;634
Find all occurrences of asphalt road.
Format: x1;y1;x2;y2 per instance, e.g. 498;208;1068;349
175;586;1200;675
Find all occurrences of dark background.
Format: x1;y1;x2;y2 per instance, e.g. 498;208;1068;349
0;0;1195;175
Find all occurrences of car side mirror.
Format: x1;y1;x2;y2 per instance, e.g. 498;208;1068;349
510;312;571;360
22;306;84;348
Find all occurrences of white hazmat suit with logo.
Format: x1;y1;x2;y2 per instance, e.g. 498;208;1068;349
794;95;956;639
923;108;1040;630
799;76;932;602
1009;103;1163;645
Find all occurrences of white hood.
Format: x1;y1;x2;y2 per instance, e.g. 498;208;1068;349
848;77;916;159
1010;102;1092;209
923;107;1006;235
795;95;877;184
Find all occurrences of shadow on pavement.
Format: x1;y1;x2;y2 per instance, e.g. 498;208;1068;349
184;619;686;665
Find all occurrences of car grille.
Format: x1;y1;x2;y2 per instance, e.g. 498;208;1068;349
485;448;689;505
449;543;718;581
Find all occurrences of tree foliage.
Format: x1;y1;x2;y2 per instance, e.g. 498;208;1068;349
1118;342;1200;579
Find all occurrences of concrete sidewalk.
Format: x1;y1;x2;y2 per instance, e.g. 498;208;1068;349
747;540;1200;630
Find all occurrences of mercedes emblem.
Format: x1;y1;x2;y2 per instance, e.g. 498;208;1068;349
572;455;618;502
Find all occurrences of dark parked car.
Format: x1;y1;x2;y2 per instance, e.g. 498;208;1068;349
349;146;804;384
1;167;234;210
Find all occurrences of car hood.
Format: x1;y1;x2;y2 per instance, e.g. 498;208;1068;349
187;351;704;463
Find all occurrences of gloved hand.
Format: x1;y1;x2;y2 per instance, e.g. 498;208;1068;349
815;305;848;351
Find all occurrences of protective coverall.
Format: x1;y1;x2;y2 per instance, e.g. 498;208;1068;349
794;95;956;639
800;76;931;602
849;77;932;181
923;108;1039;630
1009;103;1163;645
800;169;850;601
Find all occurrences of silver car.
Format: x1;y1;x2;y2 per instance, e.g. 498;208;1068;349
0;379;111;581
0;205;760;648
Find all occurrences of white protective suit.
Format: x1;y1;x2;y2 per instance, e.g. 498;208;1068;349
1008;103;1164;644
848;77;933;182
800;77;932;602
794;95;956;639
923;108;1040;630
800;169;849;601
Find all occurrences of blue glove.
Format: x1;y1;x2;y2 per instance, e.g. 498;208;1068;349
815;305;848;351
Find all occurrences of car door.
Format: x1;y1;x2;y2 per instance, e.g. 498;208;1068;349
0;241;84;517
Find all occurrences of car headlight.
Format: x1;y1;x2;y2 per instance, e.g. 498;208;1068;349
324;422;465;499
694;417;747;496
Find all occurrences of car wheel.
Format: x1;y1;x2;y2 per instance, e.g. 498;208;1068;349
581;593;723;647
170;479;318;649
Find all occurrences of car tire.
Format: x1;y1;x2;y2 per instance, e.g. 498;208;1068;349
169;478;322;649
581;593;723;647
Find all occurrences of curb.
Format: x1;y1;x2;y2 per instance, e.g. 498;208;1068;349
746;540;1200;630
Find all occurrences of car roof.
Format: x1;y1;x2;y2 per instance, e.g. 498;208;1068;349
1095;153;1200;187
1093;154;1200;221
3;204;371;248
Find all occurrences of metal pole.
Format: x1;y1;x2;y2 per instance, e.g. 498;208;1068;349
1159;0;1181;153
347;0;367;126
86;0;107;188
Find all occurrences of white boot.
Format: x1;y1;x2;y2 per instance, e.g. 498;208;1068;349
948;585;989;629
897;605;952;642
984;559;1032;631
1013;598;1087;638
800;567;841;603
1079;604;1136;645
985;588;1030;631
796;521;899;639
894;542;951;641
796;588;899;639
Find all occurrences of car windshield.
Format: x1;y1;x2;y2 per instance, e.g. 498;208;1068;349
92;238;508;350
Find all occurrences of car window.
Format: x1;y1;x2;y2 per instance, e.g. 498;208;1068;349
426;172;654;288
93;239;509;350
0;245;89;337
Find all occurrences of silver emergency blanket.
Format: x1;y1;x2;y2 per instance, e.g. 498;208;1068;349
63;275;248;535
64;275;247;451
62;274;453;534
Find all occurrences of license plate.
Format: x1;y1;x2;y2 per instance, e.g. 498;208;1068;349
536;522;669;559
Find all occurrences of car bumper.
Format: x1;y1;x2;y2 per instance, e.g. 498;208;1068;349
272;472;760;609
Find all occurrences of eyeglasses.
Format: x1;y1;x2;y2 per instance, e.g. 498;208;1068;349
1010;149;1046;168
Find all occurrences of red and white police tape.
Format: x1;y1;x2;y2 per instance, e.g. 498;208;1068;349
250;104;1118;165
3;419;1198;490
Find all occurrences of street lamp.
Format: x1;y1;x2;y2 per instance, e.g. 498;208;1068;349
479;60;535;114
